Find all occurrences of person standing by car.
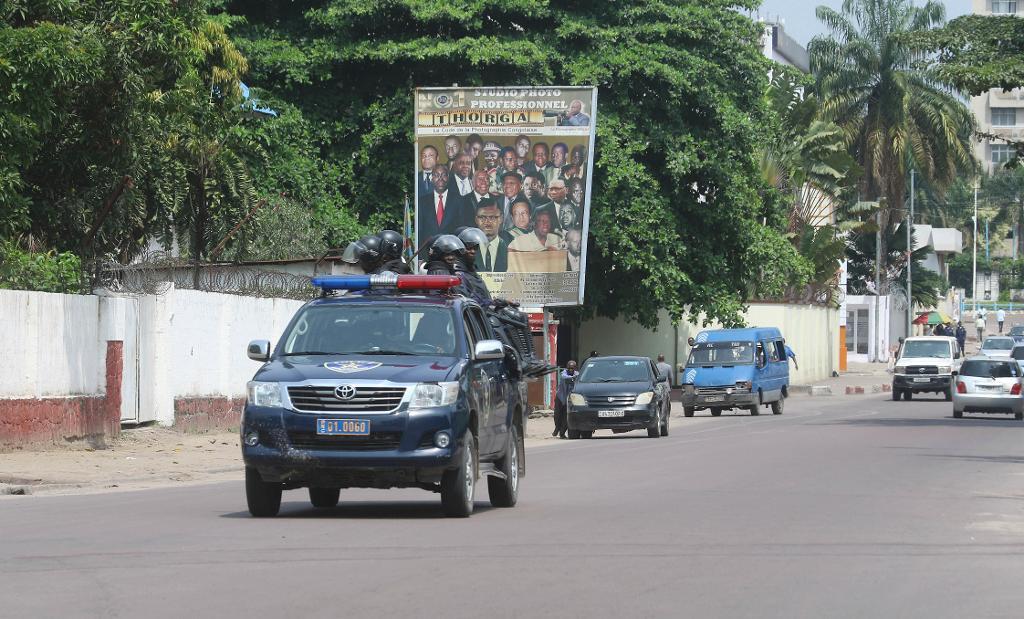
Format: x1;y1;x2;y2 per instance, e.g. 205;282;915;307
997;307;1007;333
554;361;578;439
656;354;674;387
956;322;967;356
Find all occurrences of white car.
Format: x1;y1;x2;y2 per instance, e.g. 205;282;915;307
891;336;962;401
952;356;1024;420
980;336;1015;358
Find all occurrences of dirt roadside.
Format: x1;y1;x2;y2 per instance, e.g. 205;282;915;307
0;413;568;497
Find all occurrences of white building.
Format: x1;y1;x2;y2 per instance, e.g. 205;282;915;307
970;1;1023;174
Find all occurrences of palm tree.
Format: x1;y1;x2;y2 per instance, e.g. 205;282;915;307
809;0;976;292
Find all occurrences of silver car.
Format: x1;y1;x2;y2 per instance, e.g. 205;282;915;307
979;336;1015;358
952;356;1024;420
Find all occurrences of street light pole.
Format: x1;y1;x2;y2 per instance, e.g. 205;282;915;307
907;169;914;337
973;181;979;314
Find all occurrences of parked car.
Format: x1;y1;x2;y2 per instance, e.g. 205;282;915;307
566;356;671;439
980;336;1015;358
679;327;789;417
891;336;961;401
1008;324;1024;344
952;356;1024;420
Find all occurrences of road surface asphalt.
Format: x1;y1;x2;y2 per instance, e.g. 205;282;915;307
3;394;1024;618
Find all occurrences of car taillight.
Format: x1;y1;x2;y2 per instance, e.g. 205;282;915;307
956;381;966;394
1012;383;1021;395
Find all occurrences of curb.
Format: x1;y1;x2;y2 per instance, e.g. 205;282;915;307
844;384;891;395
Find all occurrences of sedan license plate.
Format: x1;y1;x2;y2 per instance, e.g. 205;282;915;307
703;395;725;402
912;377;931;383
597;410;625;418
317;419;370;436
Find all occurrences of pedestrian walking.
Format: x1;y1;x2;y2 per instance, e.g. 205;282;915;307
553;360;577;439
975;308;986;343
955;322;967;356
997;308;1006;333
656;354;674;386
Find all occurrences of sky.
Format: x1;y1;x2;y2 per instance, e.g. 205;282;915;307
754;0;972;47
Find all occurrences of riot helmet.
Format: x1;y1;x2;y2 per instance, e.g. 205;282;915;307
341;241;361;265
377;230;404;261
457;227;488;251
429;234;466;265
356;234;383;271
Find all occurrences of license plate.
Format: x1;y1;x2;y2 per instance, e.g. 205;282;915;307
317;419;370;435
913;377;931;383
704;395;725;402
597;410;625;418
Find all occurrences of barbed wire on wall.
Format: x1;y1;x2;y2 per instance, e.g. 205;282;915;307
91;251;318;300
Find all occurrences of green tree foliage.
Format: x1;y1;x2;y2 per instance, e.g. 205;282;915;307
222;0;798;327
810;0;976;295
911;14;1024;97
847;222;946;308
0;240;86;294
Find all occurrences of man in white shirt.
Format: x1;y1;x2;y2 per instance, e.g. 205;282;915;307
509;210;562;251
997;307;1006;333
451;153;474;196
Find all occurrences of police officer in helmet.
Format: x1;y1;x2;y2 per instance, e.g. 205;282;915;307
425;235;466;276
374;229;411;274
355;234;383;273
455;227;492;304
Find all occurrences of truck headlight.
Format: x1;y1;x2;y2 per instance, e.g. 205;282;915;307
569;393;586;406
894;365;908;374
410;382;460;409
634;391;654;406
246;381;282;407
937;366;952;374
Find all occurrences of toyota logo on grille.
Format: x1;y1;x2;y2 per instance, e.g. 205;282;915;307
918;367;928;374
607;396;614;402
335;385;357;400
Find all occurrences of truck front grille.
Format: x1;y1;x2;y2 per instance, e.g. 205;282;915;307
287;386;406;413
287;431;402;451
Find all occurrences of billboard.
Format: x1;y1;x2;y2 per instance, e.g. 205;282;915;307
414;86;597;307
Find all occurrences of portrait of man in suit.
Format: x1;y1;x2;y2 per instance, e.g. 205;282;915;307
451;153;475;196
509;209;562;252
565;227;583;272
523;172;550;211
417;145;438;196
514;134;531;167
498;171;528;231
551;142;569;171
545;179;579;231
523;142;553;177
568;177;586;211
418;163;468;239
470;170;491;207
474;199;509;273
443;135;462;167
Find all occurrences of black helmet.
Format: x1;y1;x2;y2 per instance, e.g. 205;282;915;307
429;234;466;260
356;234;382;269
340;241;361;265
378;230;403;260
457;227;488;251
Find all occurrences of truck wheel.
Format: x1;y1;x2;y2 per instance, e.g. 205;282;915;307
441;433;476;517
245;467;282;518
567;429;581;439
488;426;520;508
748;404;760;416
905;391;913;401
684;407;694;418
892;388;901;401
771;396;784;415
309;487;340;508
580;430;593;439
710;408;722;417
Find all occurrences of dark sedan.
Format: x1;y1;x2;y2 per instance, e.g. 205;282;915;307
566;356;670;439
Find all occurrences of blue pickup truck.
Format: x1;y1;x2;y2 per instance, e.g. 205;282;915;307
240;274;527;518
679;327;790;417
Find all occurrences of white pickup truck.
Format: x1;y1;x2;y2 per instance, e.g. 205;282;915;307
891;336;962;401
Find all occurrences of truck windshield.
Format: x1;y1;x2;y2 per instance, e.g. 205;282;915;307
901;340;950;358
578;359;651;383
687;341;754;366
280;305;457;356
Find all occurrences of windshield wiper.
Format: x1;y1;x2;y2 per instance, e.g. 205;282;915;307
281;351;336;356
353;350;413;355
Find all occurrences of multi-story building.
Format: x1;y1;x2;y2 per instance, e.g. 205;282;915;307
970;1;1023;174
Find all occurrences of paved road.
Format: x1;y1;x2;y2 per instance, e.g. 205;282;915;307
4;396;1024;618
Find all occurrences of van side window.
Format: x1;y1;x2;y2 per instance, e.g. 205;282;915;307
769;340;781;362
756;342;766;367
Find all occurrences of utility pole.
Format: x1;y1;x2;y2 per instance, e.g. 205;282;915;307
907;169;914;337
973;181;979;314
874;209;882;363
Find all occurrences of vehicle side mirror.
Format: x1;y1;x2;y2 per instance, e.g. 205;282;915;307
247;339;271;362
898;336;905;344
474;339;504;360
951;370;959;376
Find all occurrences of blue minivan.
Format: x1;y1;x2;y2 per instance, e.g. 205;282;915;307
679;327;790;417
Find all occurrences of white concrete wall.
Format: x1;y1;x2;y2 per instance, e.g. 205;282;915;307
0;287;304;426
577;303;840;384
